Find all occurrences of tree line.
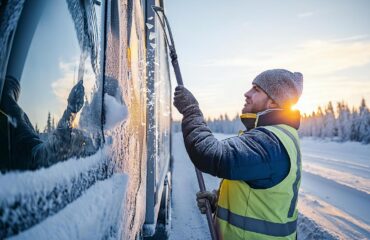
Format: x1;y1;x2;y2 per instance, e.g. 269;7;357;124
34;112;56;134
172;98;370;144
172;113;244;134
299;98;369;143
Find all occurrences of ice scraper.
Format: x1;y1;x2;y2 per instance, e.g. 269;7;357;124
152;6;218;240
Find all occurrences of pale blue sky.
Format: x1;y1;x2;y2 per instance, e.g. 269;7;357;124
166;0;370;119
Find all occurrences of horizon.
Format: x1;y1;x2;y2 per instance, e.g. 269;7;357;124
172;96;369;122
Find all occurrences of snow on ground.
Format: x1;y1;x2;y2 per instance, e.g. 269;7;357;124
299;137;370;239
298;192;369;239
170;133;370;240
170;133;222;240
10;173;128;240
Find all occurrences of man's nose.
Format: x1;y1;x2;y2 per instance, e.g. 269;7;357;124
244;91;250;98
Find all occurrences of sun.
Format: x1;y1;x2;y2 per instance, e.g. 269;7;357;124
291;104;298;111
290;99;313;114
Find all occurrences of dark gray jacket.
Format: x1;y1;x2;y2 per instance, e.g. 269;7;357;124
181;106;300;189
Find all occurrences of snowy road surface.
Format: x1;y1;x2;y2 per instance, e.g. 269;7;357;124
170;133;370;240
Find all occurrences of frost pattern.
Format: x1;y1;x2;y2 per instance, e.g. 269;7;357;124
104;93;129;130
66;0;99;76
146;23;154;29
149;31;156;41
0;147;112;238
10;174;128;240
0;0;26;79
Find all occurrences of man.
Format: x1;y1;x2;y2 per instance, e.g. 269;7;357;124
173;69;303;239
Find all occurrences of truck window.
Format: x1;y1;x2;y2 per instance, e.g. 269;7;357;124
4;0;103;171
0;1;107;238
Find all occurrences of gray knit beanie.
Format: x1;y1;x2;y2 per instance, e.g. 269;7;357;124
252;69;303;108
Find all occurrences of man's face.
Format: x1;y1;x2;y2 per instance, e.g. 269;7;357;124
242;84;271;114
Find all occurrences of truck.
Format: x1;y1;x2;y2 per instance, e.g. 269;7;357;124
0;0;172;239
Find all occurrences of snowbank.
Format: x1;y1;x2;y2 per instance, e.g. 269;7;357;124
10;173;128;240
297;213;338;240
298;192;370;239
303;163;370;195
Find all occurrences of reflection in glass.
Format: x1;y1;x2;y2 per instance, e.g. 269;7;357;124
1;0;102;172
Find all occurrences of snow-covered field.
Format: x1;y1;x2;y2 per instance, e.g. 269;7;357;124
170;133;370;240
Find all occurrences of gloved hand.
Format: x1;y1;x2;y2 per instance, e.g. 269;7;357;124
196;190;218;214
173;86;199;114
67;80;85;113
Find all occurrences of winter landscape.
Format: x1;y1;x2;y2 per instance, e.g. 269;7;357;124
170;132;370;240
1;0;370;239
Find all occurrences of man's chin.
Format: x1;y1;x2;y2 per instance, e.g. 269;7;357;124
242;109;261;114
242;107;251;114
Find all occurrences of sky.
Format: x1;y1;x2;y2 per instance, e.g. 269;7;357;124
166;0;370;120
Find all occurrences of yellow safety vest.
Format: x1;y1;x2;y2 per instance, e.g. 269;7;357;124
216;124;301;240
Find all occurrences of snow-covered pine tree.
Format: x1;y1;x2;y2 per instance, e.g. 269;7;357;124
358;98;370;143
223;113;230;133
313;107;323;138
35;124;40;134
350;106;359;141
337;101;351;142
232;113;244;133
51;116;55;131
299;113;312;137
44;112;52;133
322;102;336;139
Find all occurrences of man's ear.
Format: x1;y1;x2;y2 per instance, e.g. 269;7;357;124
267;98;279;109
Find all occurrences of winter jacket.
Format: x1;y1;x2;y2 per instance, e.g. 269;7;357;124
181;106;301;189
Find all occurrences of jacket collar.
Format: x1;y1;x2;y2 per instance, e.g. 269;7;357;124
240;109;301;131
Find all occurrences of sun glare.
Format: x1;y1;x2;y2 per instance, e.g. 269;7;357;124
291;104;298;111
290;100;313;115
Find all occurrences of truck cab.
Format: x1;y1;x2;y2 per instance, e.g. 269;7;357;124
0;0;172;239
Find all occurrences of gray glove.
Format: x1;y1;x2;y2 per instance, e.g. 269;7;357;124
173;86;199;114
67;80;85;113
196;190;218;214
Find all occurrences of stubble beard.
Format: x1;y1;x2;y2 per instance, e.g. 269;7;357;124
242;99;269;114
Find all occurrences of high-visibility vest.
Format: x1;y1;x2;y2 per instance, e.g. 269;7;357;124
216;124;301;240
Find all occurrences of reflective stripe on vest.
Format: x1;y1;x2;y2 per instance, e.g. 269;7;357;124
216;124;301;239
272;125;302;217
216;206;297;237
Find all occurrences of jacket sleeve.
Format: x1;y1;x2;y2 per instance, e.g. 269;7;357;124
181;105;286;181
